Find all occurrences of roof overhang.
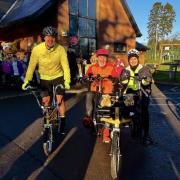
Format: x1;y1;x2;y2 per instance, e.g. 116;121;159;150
136;41;149;51
121;0;142;37
0;0;58;28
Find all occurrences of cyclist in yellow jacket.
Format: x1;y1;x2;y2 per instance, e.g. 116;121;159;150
22;26;71;133
123;49;153;145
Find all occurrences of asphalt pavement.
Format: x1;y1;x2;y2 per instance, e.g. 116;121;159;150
0;84;179;180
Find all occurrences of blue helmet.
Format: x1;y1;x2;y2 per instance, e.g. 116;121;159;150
42;26;57;37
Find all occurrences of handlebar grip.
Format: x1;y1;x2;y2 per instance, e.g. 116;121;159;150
24;83;39;91
25;85;31;90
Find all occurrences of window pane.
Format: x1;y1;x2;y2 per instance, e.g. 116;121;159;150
88;20;96;37
79;38;88;58
114;43;126;52
79;0;87;17
68;0;77;14
79;18;88;37
89;38;96;54
88;0;96;18
69;15;77;36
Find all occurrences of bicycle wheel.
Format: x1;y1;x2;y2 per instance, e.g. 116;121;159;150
43;127;53;156
111;131;121;179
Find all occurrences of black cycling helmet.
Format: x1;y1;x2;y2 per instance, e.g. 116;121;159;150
42;26;57;37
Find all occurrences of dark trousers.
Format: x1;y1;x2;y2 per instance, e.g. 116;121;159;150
126;88;150;137
141;94;150;137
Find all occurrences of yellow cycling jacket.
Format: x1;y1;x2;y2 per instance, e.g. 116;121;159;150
24;42;70;83
124;64;149;91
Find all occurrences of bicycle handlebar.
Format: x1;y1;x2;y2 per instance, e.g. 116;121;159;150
127;75;150;97
79;74;119;83
24;83;65;109
78;74;150;97
24;85;39;91
128;74;152;82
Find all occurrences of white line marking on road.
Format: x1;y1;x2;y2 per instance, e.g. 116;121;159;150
0;89;88;100
151;97;180;100
154;92;180;95
170;86;179;92
161;112;168;115
150;104;180;106
0;93;30;100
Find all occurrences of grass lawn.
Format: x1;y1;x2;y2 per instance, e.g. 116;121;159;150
153;65;180;83
153;64;180;83
157;65;180;71
153;71;180;83
145;59;180;83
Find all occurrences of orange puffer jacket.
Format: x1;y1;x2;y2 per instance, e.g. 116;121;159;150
85;63;117;93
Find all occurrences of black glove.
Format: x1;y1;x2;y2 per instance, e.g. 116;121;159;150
121;69;130;81
145;64;156;74
138;66;152;82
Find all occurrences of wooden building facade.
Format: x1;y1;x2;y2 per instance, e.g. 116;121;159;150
0;0;147;65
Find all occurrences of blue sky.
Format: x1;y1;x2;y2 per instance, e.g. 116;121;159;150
126;0;180;44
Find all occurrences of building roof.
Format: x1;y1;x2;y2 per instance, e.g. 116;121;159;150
136;42;149;51
0;0;142;38
121;0;142;37
0;0;16;19
0;0;58;28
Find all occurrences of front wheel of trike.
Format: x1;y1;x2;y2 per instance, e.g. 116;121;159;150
111;131;121;179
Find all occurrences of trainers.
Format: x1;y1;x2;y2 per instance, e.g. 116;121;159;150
83;116;93;128
103;128;111;143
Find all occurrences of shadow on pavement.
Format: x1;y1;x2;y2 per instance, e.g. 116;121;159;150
1;84;179;179
118;127;147;180
1;98;97;180
0;95;42;149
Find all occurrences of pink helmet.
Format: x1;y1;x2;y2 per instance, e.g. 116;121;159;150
96;48;109;57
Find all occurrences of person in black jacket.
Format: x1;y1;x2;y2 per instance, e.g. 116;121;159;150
67;47;78;86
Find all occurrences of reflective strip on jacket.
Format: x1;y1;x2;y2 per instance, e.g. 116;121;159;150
126;64;143;91
24;42;70;83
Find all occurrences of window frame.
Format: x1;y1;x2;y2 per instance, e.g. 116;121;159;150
114;42;127;53
68;0;97;58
